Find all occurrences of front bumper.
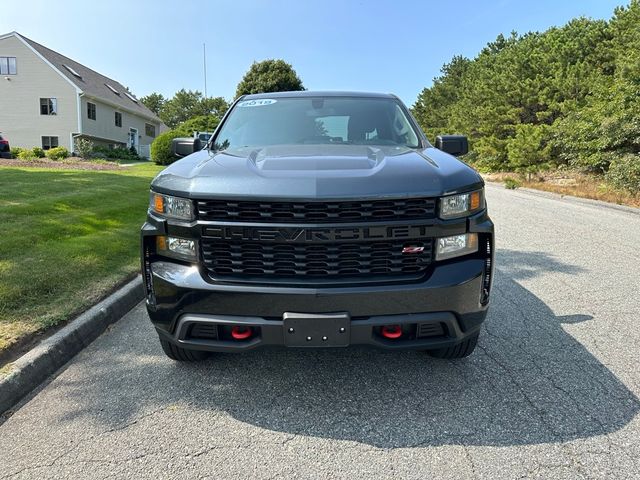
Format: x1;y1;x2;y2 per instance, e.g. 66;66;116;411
146;255;491;352
142;209;494;352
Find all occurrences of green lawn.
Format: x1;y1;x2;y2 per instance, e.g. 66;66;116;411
0;163;163;356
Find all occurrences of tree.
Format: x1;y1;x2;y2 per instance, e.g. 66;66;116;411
235;59;304;98
410;11;619;173
413;55;471;142
506;124;551;178
175;115;221;136
201;96;229;118
140;93;166;116
159;89;228;128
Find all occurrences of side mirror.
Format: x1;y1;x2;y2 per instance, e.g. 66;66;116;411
171;137;202;158
435;135;468;157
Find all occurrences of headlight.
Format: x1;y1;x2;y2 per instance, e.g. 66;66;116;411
439;189;484;219
156;236;197;262
150;192;194;220
436;233;478;261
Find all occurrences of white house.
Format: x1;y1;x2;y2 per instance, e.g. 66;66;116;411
0;31;164;157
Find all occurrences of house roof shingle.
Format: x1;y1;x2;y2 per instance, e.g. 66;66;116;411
14;33;161;123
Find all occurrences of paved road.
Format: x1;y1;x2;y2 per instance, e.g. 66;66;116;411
2;184;640;479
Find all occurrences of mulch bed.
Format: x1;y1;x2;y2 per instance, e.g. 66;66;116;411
0;158;123;171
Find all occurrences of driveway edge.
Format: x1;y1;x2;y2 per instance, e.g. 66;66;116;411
0;277;144;416
484;181;640;216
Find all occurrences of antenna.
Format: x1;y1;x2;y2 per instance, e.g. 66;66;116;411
203;43;207;99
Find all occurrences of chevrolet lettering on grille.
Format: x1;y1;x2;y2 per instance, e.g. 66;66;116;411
203;225;431;243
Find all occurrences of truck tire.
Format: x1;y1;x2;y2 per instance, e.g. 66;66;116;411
425;332;479;359
159;339;210;362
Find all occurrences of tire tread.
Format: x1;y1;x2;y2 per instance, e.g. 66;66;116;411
160;339;209;362
426;332;479;359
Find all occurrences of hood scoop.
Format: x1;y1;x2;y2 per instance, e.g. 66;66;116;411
245;145;386;175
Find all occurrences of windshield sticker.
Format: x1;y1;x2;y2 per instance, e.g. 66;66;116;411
237;99;277;108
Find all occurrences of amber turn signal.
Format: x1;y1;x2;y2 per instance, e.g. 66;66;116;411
153;194;164;214
156;236;167;251
470;191;481;210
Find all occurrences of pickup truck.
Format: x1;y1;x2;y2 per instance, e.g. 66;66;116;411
141;91;494;361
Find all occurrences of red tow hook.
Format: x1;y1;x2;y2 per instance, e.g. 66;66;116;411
381;325;402;339
231;326;252;340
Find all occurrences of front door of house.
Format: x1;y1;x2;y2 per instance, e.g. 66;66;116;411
128;128;139;152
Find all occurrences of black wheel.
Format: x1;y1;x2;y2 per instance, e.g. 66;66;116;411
159;338;210;362
425;332;479;359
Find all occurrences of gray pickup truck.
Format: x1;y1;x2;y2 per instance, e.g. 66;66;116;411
141;91;494;361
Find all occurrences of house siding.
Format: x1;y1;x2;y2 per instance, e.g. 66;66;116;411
0;35;78;150
80;96;160;153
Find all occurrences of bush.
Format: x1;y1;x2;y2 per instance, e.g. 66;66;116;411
504;177;522;189
91;145;140;161
606;154;640;194
45;146;70;160
18;149;35;160
151;130;183;165
31;147;45;158
74;138;94;159
10;147;23;159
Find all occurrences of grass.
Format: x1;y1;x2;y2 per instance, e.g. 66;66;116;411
0;162;163;358
503;177;522;190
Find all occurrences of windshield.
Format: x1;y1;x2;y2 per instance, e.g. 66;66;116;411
214;96;421;150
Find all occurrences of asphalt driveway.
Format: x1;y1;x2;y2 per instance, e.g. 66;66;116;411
1;184;640;479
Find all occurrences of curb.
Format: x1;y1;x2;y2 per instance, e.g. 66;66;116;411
0;277;144;416
484;181;640;216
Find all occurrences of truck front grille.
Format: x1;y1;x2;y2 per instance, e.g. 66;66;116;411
201;239;433;279
197;198;436;223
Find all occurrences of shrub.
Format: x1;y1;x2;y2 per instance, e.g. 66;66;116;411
31;147;45;158
91;145;139;161
504;177;522;190
45;146;70;160
606;154;640;194
74;138;94;159
10;147;23;159
18;149;35;160
151;130;183;165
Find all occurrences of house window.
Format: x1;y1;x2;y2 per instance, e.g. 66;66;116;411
0;57;17;75
115;112;122;127
41;136;59;150
145;123;156;138
40;98;57;115
87;102;96;120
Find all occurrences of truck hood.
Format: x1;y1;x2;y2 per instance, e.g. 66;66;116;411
151;144;483;199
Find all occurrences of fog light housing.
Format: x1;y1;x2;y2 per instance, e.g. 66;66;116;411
436;233;478;261
156;236;197;262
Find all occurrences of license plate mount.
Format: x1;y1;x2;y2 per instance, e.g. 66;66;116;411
283;312;350;347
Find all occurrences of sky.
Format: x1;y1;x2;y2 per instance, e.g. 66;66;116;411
0;0;626;106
